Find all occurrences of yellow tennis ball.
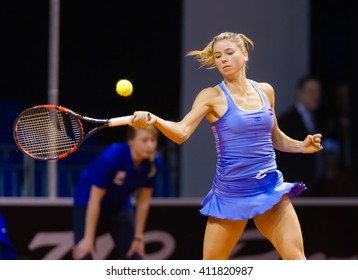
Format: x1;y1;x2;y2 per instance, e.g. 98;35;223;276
116;79;133;96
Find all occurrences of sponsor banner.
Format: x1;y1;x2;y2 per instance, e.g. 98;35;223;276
0;198;357;260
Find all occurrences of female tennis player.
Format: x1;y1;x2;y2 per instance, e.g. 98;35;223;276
72;126;160;260
130;32;323;260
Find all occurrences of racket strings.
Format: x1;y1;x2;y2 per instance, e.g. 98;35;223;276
15;107;83;159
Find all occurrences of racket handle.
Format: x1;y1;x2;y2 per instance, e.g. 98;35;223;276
108;115;132;127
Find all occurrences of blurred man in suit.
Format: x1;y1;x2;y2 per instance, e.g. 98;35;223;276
276;75;324;196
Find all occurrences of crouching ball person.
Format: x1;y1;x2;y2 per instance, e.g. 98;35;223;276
130;32;323;260
72;126;160;260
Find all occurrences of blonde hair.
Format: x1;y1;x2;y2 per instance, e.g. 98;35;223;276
187;32;254;69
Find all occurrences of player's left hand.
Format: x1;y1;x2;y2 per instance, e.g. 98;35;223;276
302;133;323;154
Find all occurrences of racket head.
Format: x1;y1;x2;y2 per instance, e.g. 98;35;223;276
13;104;84;160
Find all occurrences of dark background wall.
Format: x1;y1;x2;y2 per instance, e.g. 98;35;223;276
1;0;181;143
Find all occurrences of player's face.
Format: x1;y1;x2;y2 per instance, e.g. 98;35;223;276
213;39;246;76
129;129;158;160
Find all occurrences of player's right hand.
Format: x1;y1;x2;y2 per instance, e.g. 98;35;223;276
130;111;157;128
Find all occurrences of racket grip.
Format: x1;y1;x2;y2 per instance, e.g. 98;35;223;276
108;115;133;127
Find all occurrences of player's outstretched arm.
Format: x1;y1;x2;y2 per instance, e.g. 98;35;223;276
130;89;211;144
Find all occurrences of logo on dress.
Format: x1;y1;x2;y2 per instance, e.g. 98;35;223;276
267;108;273;116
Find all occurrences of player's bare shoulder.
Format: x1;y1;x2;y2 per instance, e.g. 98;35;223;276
200;86;221;97
255;82;274;95
255;82;275;105
195;86;222;104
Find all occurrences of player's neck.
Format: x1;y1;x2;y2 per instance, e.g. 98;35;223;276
131;151;143;167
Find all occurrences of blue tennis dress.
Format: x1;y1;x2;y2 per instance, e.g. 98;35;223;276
200;80;306;220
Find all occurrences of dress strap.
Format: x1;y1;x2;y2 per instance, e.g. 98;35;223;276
249;79;270;106
218;81;229;97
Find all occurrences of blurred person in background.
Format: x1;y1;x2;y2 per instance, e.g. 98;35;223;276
317;138;353;196
276;75;325;196
72;126;160;260
325;81;352;170
0;213;16;260
323;81;355;196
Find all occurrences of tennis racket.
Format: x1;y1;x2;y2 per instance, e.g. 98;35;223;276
13;104;134;160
